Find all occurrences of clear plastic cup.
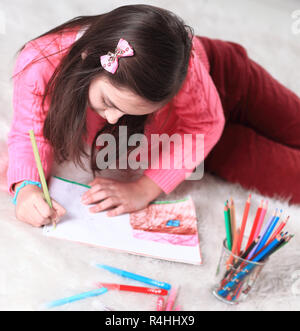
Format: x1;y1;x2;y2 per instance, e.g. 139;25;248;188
212;239;267;305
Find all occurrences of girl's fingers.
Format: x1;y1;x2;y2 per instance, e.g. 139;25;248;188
106;204;126;217
82;183;111;200
51;199;67;219
82;189;114;205
33;196;66;224
35;196;57;220
90;197;120;213
30;204;53;227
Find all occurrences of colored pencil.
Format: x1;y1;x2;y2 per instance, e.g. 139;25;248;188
247;209;278;260
229;198;237;243
253;200;268;239
46;287;108;309
252;235;281;262
258;233;293;261
96;283;168;296
252;210;281;257
95;264;171;290
223;237;259;280
226;228;240;267
272;234;293;253
245;200;263;250
29;130;56;228
266;216;289;247
236;194;251;256
165;286;179;311
231;282;243;301
224;202;232;251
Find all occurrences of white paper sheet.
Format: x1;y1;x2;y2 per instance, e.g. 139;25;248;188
43;176;202;265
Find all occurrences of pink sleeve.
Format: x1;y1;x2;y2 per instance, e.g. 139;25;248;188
6;42;54;196
143;55;225;194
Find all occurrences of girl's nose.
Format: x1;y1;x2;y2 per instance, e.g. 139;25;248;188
105;109;123;124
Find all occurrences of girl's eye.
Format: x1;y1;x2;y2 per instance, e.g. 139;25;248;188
103;99;113;109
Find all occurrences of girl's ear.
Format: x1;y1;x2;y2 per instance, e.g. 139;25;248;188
81;50;88;60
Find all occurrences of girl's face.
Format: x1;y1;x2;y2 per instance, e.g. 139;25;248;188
88;76;164;124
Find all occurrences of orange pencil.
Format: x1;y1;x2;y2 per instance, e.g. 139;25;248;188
229;198;237;243
226;228;240;267
245;199;263;250
236;194;251;255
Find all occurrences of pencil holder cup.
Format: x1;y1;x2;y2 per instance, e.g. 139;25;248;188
212;239;267;305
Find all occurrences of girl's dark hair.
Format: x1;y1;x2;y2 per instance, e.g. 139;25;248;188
15;5;194;174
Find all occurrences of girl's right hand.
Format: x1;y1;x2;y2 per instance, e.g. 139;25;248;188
14;183;66;227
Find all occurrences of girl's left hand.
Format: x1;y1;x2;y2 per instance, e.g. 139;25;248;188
81;175;163;216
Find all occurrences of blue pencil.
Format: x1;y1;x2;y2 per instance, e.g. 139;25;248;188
46;287;108;309
247;211;277;260
252;211;281;257
96;264;172;290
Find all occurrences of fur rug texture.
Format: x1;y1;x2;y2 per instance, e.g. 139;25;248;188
0;0;300;311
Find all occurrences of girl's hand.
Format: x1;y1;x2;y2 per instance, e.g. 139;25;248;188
81;175;163;216
14;183;66;227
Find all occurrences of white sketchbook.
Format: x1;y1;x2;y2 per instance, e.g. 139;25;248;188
43;176;202;265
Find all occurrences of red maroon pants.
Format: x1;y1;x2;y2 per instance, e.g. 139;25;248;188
198;36;300;205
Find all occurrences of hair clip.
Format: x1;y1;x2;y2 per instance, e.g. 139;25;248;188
100;38;134;74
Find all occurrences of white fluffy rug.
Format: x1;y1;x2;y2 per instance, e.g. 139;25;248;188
1;0;300;311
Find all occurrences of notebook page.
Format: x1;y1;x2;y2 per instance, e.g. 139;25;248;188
43;176;202;265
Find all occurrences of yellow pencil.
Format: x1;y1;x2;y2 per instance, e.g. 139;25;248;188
29;130;56;228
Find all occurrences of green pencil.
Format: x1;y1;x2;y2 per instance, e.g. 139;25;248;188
224;201;232;251
29;130;55;227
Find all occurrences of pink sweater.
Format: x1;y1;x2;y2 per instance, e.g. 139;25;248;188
7;27;225;196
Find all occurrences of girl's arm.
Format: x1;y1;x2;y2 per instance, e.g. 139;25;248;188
7;41;66;227
7;41;55;196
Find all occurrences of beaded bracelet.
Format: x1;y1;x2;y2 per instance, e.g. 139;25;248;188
12;180;42;205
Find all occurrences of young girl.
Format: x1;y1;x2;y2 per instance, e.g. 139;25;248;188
7;4;300;228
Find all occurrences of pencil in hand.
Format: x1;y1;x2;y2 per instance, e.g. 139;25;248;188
29;129;56;228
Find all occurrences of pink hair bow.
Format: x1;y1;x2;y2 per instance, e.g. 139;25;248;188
100;38;134;74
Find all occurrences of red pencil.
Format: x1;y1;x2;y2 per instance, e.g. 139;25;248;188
236;194;251;255
253;200;268;239
245;199;263;250
96;283;168;296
